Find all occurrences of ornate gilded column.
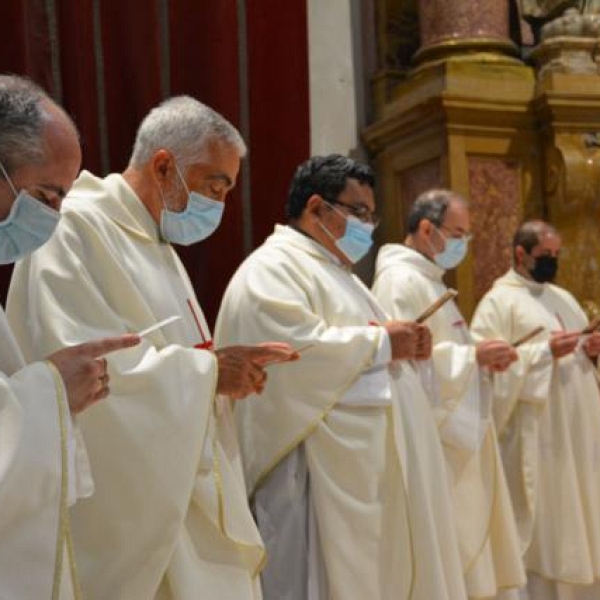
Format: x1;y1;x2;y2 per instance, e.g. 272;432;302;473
365;0;538;319
415;0;519;65
531;6;600;317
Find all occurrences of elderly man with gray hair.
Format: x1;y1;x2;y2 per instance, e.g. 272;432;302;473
7;95;296;600
0;75;141;599
372;189;526;599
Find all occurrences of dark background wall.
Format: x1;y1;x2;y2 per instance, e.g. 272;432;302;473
0;0;310;327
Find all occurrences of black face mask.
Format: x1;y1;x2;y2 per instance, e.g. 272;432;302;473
529;254;558;283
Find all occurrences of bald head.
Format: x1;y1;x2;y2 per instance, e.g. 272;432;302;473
0;75;81;218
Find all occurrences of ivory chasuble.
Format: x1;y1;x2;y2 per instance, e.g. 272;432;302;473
215;225;467;600
373;244;525;599
7;171;264;600
471;269;600;600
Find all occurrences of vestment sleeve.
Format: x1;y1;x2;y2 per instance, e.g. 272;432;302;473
471;293;553;435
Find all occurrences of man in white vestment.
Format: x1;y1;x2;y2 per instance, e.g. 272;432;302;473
0;75;141;599
7;96;296;600
215;155;468;600
471;220;600;600
372;189;526;600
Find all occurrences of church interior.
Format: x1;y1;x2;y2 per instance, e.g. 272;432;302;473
2;0;599;324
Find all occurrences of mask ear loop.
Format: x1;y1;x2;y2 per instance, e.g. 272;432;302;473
0;161;19;197
158;160;186;214
322;199;349;221
164;162;193;218
174;162;191;196
425;224;445;258
317;220;337;241
157;182;168;211
317;199;347;241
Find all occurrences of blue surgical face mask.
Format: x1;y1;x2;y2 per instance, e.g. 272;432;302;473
0;162;60;264
160;165;225;246
431;227;469;270
320;204;374;264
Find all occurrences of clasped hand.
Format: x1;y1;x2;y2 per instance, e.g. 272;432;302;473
384;321;432;361
476;339;518;372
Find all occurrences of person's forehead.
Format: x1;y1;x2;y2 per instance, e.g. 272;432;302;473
443;199;469;225
535;231;561;251
11;127;81;189
203;138;240;162
340;178;375;207
191;140;240;177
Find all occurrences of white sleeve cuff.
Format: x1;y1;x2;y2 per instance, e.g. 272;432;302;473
338;329;393;407
374;328;392;366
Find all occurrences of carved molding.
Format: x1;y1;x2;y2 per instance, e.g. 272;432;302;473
543;132;600;316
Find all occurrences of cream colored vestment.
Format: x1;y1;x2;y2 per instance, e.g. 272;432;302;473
373;244;525;599
0;305;88;599
471;268;600;599
215;225;467;600
7;171;264;600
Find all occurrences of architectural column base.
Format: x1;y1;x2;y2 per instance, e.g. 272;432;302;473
413;37;521;70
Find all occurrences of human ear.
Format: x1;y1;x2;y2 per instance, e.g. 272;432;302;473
419;218;435;240
306;194;327;220
152;150;176;184
514;245;527;266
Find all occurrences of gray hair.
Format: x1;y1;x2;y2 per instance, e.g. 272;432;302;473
407;188;466;234
0;75;47;175
129;96;246;169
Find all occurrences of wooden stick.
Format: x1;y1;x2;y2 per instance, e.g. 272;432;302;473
263;343;315;367
582;316;600;335
513;325;545;347
415;290;458;324
293;343;315;354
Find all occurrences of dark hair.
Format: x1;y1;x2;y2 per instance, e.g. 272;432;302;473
512;220;558;258
0;75;47;174
286;154;375;220
406;189;465;234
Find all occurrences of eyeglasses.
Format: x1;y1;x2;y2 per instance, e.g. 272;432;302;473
437;225;472;243
324;198;380;226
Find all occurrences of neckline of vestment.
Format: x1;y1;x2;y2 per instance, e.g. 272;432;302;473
494;268;552;297
376;243;445;282
66;171;162;244
270;224;353;272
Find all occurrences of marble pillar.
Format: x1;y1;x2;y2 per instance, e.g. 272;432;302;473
415;0;519;65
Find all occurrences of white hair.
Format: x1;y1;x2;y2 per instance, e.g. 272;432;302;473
129;95;246;169
0;76;48;174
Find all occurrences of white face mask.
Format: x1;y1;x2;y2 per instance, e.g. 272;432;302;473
159;164;225;246
430;227;469;270
319;202;374;264
0;161;60;264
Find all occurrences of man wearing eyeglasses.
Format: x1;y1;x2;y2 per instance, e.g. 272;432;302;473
373;189;526;599
215;156;467;599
